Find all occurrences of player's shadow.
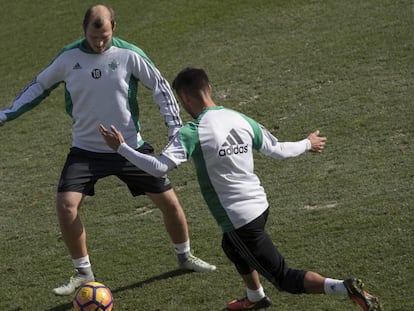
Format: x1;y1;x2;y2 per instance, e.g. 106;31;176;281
111;268;192;294
46;269;192;311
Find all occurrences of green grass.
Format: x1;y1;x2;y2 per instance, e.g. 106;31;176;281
0;0;412;310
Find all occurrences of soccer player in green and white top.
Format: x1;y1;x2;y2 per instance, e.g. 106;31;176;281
0;5;215;296
100;67;383;311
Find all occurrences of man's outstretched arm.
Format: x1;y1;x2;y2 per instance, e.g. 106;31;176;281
99;124;176;177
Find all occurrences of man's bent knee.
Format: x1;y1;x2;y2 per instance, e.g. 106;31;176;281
56;192;84;217
277;268;307;294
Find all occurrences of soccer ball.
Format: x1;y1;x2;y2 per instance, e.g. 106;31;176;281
73;282;113;311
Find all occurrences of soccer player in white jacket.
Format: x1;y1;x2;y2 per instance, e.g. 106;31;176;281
0;5;215;296
100;67;382;311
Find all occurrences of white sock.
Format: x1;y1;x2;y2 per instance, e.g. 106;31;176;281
72;255;93;276
73;255;91;268
246;285;265;303
324;278;347;295
173;241;190;254
174;241;191;263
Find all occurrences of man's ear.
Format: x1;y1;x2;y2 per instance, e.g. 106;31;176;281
207;84;212;94
201;84;212;98
112;21;117;31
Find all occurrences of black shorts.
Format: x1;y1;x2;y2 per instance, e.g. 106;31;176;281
57;143;172;196
222;208;306;294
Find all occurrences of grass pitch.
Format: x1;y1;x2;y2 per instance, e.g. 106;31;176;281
0;0;412;310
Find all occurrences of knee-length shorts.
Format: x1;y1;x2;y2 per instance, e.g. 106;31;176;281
57;143;172;196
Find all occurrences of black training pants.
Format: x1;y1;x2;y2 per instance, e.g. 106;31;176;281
222;208;307;294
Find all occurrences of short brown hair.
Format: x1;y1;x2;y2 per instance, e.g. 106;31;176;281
82;5;115;32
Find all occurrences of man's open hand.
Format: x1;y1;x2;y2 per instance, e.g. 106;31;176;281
307;130;327;153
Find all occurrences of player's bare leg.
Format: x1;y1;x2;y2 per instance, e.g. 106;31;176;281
52;192;94;295
146;189;188;244
146;189;216;272
56;191;88;258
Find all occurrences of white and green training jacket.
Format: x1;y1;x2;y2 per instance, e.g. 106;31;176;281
0;37;182;152
118;106;311;232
